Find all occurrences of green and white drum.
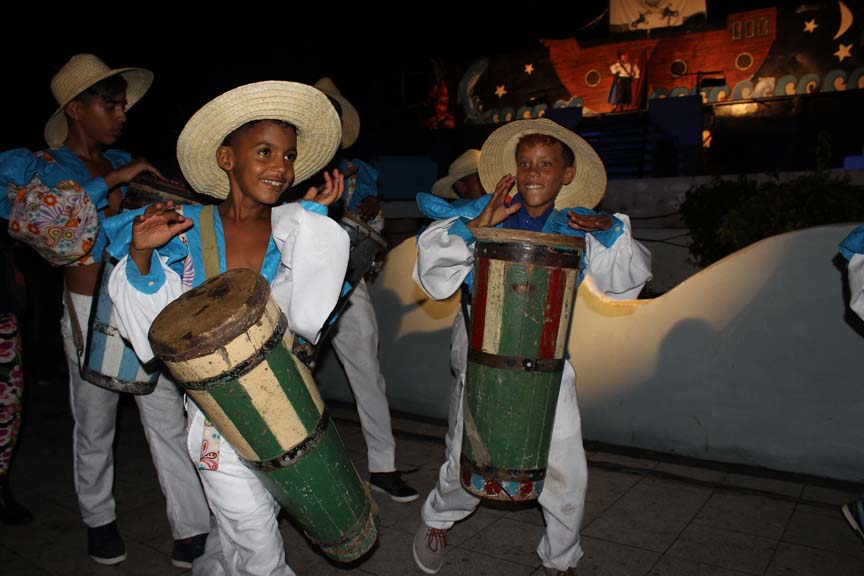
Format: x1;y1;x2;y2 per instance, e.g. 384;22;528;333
148;269;377;562
461;228;583;502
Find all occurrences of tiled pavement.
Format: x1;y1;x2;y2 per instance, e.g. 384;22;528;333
3;383;863;576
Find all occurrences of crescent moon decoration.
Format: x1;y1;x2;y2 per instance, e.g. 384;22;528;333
835;0;853;40
458;59;488;123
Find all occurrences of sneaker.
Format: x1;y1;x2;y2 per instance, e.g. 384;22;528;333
88;520;127;565
369;471;419;503
842;499;864;543
412;522;447;574
172;533;209;568
543;567;576;575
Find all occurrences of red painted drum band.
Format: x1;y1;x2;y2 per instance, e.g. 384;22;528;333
461;228;583;502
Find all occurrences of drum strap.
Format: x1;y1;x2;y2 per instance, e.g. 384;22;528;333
63;288;85;371
192;205;223;470
459;285;471;334
461;379;492;468
199;205;220;280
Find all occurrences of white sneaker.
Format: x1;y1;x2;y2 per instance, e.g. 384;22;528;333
412;522;447;574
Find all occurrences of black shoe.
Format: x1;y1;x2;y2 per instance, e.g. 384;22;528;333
370;471;419;503
172;532;208;568
0;474;33;525
88;520;127;565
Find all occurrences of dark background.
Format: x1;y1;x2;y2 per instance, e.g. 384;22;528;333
2;1;783;177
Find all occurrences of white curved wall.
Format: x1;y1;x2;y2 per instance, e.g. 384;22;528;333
571;223;864;481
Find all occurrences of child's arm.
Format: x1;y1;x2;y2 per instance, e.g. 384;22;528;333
414;217;475;300
128;201;193;274
581;213;652;300
343;160;383;226
106;202;193;363
551;207;652;300
270;202;350;344
414;176;520;300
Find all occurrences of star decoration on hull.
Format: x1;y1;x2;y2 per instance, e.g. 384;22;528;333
834;43;852;62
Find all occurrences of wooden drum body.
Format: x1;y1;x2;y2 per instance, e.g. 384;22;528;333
82;255;159;394
149;269;377;562
460;228;583;502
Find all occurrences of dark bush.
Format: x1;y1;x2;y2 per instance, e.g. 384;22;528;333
681;172;864;267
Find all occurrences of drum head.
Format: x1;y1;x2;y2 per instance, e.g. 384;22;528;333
149;269;270;361
472;227;584;251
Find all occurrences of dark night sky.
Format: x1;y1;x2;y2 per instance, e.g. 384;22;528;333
3;1;788;175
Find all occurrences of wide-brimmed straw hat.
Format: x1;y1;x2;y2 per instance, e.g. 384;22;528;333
478;118;607;209
431;149;481;199
314;77;360;149
44;54;153;149
177;81;341;200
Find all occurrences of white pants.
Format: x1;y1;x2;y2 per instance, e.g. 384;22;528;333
186;406;295;576
330;279;396;473
61;290;210;538
421;311;588;572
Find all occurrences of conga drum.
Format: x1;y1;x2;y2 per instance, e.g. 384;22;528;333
460;228;584;502
82;254;159;394
122;174;200;210
148;269;378;562
340;213;387;286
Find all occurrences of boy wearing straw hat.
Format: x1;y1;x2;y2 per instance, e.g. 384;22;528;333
431;149;485;202
104;81;349;575
411;118;652;575
313;77;418;502
0;54;211;567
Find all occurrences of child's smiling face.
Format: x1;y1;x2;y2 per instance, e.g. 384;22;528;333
514;138;575;216
220;120;298;205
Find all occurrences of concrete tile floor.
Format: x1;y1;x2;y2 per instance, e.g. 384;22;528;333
2;387;863;576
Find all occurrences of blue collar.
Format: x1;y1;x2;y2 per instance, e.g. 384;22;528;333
501;195;555;232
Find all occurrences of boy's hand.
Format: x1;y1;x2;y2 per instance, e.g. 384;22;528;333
303;169;344;207
130;201;192;274
566;211;613;232
467;175;519;230
105;158;165;190
357;197;381;222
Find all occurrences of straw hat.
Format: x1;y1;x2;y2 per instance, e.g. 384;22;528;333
314;77;360;149
44;54;153;149
478;118;607;210
431;149;481;199
177;81;341;200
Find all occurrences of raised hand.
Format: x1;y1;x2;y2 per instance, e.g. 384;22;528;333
303;169;344;207
566;211;613;232
129;201;192;274
467;174;520;230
